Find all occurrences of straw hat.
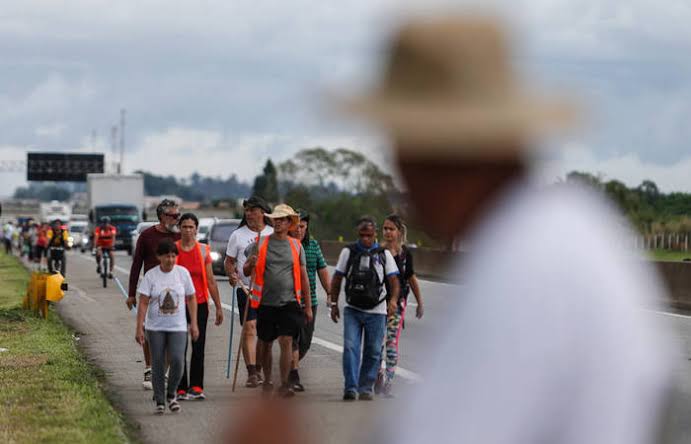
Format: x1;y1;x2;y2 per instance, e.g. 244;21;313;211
341;16;577;158
266;204;300;228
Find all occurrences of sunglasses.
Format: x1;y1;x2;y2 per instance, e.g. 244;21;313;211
164;213;181;219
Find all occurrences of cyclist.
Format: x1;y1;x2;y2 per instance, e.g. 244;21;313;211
47;219;70;275
94;216;118;278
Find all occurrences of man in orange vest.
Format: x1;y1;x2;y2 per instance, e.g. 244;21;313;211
244;204;313;398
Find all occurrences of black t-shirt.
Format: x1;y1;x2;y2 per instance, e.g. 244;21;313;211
385;246;415;305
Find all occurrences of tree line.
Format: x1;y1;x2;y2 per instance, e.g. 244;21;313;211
566;172;691;234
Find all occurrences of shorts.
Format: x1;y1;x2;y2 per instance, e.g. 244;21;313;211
257;302;304;343
236;287;257;325
293;305;317;360
35;245;47;258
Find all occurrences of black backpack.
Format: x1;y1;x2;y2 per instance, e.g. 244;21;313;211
344;244;387;310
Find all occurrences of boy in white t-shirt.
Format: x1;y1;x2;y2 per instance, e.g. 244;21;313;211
136;239;199;414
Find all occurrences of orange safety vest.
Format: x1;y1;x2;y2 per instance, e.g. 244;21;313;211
250;236;302;309
175;240;209;300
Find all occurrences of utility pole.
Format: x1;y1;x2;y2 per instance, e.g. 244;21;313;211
111;125;119;174
119;108;126;174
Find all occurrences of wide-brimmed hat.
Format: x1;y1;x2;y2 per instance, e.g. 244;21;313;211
340;16;577;158
243;196;272;214
266;204;300;228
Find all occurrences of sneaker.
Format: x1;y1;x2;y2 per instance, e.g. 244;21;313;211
154;404;165;415
143;368;153;391
256;371;264;385
96;265;101;274
108;272;113;279
343;391;357;401
187;386;206;400
245;373;260;388
168;398;181;413
278;384;295;399
382;382;394;399
176;389;189;401
292;382;305;392
358;392;374;401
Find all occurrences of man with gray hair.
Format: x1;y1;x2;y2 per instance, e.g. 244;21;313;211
128;199;182;390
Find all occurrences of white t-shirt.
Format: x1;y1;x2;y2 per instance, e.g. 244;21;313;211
225;224;274;286
396;183;673;444
334;244;399;315
137;265;195;332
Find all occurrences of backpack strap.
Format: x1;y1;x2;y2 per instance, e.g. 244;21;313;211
343;243;359;278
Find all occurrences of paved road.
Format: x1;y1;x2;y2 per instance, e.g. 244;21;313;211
47;251;691;443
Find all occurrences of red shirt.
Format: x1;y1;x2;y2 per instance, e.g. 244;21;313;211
176;242;211;304
94;225;117;248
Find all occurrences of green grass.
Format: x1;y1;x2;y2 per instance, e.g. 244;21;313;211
0;252;131;444
648;249;691;262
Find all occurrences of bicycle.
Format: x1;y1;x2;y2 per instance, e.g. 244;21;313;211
48;246;66;276
100;248;112;288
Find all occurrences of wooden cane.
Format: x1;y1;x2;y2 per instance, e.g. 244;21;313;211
232;279;253;392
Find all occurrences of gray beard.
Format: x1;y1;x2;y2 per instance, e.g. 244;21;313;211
166;224;180;234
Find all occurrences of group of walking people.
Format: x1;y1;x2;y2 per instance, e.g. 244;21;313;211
2;218;70;275
128;195;423;413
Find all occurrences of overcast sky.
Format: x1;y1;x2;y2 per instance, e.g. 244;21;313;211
2;0;691;197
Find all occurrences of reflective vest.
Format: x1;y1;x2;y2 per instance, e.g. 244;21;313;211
250;236;302;309
175;240;209;300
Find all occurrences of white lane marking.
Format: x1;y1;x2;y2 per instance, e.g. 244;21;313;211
69;284;96;303
209;300;422;382
73;251;424;382
654;310;691;320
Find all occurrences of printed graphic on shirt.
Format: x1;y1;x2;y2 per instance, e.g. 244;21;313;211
158;288;179;315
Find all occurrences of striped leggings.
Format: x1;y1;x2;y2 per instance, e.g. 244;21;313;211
382;300;406;384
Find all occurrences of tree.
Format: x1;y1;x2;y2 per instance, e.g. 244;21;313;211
251;160;279;203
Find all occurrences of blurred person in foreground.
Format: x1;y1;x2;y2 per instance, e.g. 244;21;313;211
341;15;672;444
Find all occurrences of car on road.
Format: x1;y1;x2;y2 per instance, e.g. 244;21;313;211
208;218;241;275
197;217;216;244
130;221;156;251
68;220;89;252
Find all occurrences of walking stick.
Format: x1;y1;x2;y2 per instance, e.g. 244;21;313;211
232;279;253;392
225;286;236;379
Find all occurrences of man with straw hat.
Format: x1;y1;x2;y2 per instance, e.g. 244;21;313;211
243;204;313;398
342;15;672;444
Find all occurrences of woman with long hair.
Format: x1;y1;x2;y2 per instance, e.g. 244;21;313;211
377;214;423;396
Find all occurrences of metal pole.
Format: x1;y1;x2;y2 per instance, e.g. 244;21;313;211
226;286;236;379
120;108;126;174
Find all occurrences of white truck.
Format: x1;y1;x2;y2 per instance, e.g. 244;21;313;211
87;174;145;255
40;200;72;224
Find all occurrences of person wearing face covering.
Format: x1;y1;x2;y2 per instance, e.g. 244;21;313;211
128;199;182;390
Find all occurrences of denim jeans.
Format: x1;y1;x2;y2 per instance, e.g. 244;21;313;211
343;306;386;394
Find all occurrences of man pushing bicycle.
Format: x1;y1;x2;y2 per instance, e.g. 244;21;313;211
94;216;117;279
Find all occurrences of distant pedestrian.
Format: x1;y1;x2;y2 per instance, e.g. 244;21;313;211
340;15;672;443
375;214;423;397
128;199;182;390
3;221;14;254
174;213;224;401
287;211;330;392
224;196;273;388
329;216;399;401
244;204;312;398
34;223;49;271
135;238;199;414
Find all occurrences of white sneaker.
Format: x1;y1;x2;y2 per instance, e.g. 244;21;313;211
143;368;153;391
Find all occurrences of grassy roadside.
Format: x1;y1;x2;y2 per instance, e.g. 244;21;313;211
0;252;131;444
648;249;691;262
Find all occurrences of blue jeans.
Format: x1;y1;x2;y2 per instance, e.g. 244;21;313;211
343;306;386;394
